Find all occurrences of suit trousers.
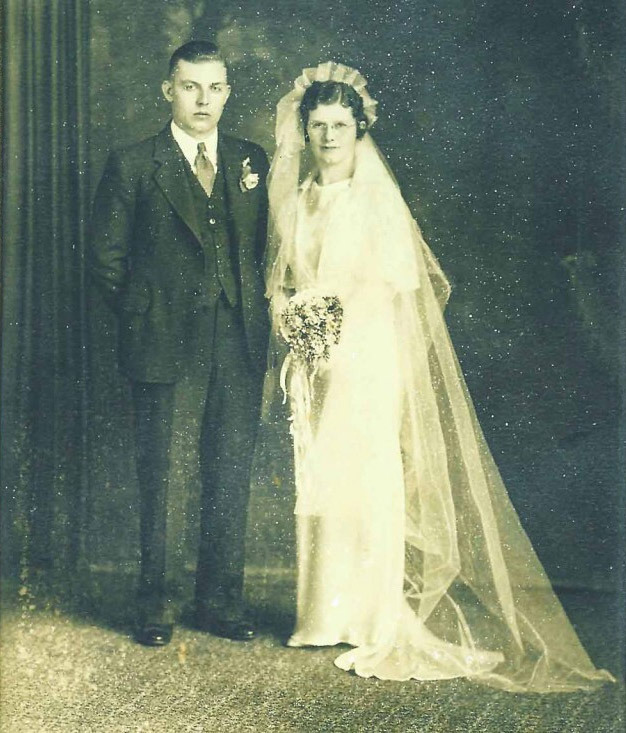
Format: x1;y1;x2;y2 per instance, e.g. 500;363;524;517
132;292;263;621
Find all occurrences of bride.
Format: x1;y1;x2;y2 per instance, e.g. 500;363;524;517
265;62;614;692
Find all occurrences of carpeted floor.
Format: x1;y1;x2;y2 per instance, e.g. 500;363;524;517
1;571;624;733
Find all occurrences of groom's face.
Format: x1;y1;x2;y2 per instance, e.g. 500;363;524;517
162;59;231;139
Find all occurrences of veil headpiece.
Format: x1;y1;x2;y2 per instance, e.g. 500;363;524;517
274;61;378;155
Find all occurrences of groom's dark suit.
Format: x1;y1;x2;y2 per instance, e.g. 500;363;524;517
89;124;269;625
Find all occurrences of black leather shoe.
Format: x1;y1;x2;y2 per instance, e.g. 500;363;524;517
136;623;173;647
195;613;256;641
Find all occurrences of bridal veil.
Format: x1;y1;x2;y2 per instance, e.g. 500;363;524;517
263;62;614;692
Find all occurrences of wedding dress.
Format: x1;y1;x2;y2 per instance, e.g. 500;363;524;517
264;62;614;691
284;175;505;680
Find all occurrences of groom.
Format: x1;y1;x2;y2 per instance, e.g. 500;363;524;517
89;41;270;645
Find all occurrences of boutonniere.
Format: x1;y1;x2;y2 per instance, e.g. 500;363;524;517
239;157;260;192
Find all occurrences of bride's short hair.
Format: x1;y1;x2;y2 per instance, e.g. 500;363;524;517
300;81;368;140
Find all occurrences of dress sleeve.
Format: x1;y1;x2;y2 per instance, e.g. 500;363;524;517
361;188;420;294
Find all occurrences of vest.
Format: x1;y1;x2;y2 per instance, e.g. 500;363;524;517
185;158;240;309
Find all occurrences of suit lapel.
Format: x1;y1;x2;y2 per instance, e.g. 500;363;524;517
152;128;256;252
152;126;205;246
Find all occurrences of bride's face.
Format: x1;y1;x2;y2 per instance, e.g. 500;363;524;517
306;102;358;172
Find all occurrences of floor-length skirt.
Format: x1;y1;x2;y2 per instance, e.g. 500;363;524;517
286;285;503;679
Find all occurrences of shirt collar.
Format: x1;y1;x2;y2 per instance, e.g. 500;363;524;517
170;120;219;172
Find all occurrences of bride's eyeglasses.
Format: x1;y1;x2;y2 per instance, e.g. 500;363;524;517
307;121;357;136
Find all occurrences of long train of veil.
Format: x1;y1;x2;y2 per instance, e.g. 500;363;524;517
262;63;614;692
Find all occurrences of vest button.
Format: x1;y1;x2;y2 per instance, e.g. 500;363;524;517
209;217;216;225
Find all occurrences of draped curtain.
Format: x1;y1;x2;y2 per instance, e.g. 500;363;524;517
1;0;91;586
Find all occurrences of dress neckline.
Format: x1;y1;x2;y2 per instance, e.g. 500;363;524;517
311;177;352;191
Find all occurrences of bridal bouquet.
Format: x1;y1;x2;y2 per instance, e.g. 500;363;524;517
279;291;343;368
278;292;343;508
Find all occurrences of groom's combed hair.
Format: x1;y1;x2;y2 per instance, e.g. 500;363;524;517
168;40;227;76
300;81;368;139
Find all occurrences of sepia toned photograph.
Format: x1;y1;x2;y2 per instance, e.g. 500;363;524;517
1;1;624;730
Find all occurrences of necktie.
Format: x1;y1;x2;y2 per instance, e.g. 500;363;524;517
195;142;215;198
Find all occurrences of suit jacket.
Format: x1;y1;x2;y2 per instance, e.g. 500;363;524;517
89;124;270;383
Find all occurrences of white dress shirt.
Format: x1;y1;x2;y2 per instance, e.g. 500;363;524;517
170;121;218;174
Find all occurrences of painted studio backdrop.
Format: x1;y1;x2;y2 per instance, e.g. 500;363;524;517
1;0;623;617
